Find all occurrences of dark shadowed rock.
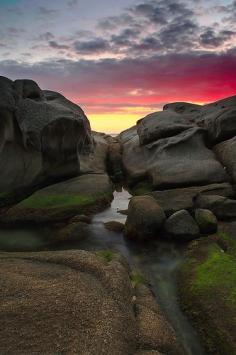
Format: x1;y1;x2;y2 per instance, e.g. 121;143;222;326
214;136;236;184
194;194;236;220
120;130;148;185
149;183;234;216
195;209;218;234
125;196;166;241
0;76;92;198
199;96;236;144
164;210;200;242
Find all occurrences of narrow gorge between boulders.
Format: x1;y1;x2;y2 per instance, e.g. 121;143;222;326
0;188;205;355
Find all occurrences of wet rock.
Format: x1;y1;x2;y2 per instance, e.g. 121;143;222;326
125;196;166;241
194;194;236;220
164;210;200;242
214;136;236;184
0;174;113;224
149;183;234;216
104;221;125;233
195;209;218;234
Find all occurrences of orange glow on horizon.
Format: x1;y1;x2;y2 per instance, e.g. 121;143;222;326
89;112;142;134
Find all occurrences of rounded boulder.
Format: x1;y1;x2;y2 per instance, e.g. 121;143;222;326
195;208;218;234
125;196;166;241
164;209;200;242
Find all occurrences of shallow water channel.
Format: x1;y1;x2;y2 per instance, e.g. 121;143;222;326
0;188;205;355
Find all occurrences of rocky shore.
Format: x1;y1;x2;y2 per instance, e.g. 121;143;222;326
0;75;236;354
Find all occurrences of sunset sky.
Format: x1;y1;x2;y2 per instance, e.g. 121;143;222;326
1;0;236;132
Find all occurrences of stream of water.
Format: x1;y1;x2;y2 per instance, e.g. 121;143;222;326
0;188;205;355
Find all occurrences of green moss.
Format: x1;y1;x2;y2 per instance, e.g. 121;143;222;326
130;270;147;287
193;245;236;307
179;230;236;353
17;194;95;209
97;250;114;262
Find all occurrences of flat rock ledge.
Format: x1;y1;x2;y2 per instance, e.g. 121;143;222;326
0;250;181;355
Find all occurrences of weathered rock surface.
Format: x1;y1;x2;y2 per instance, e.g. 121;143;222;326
194;194;236;220
0;250;180;354
0;250;135;354
120;126;229;189
195;209;218;234
149;183;234;216
164;210;200;242
125;196;166;241
0;173;113;224
146;128;228;188
0;76;92;198
202;96;236;144
120;95;236;189
137;110;192;145
121;130;148;185
135;284;182;354
214;136;236;184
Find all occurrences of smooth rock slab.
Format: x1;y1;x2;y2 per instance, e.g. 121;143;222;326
164;210;200;242
0;173;113;224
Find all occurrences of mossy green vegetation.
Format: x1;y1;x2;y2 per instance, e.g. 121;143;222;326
18;193;94;209
97;250;114;262
130;270;147;287
179;230;236;354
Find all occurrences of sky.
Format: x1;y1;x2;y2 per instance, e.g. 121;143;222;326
0;0;236;133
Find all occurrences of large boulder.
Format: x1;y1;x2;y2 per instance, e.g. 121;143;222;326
0;76;92;197
145;128;228;188
164;210;200;242
149;183;234;216
200;96;236;144
163;102;202;121
214;136;236;184
0;173;113;224
137;110;192;145
125;196;166;241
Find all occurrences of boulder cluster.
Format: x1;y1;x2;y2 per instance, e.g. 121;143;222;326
120;96;236;241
